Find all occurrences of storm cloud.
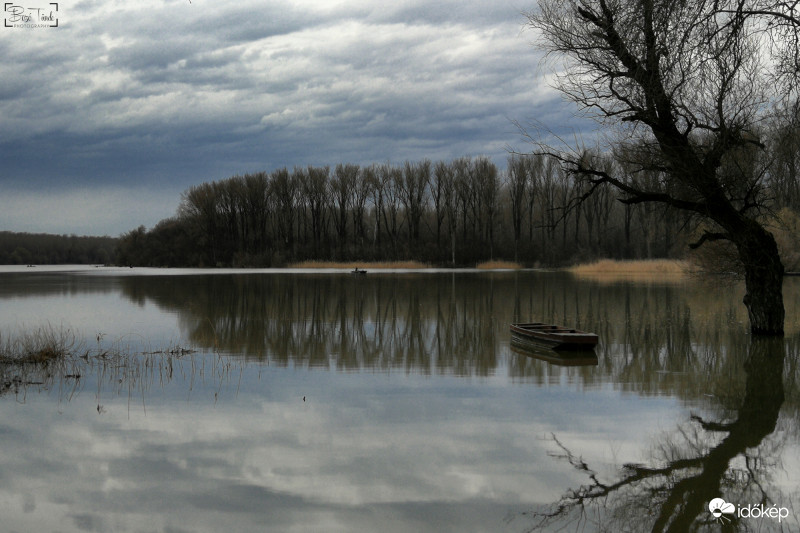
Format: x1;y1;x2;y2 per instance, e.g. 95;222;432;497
0;0;582;235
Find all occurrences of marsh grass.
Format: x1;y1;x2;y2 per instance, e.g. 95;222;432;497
0;325;80;364
289;260;430;269
0;326;226;408
476;260;522;270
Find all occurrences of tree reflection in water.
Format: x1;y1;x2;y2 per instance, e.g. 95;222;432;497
526;337;796;532
111;271;799;531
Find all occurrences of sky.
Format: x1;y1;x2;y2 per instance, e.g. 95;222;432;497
0;0;582;237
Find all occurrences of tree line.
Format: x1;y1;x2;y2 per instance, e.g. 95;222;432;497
115;113;800;269
115;155;673;267
0;231;116;265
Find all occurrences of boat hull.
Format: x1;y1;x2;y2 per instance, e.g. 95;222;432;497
510;322;598;351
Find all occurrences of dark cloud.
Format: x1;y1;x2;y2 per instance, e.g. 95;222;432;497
107;40;196;73
0;0;582;235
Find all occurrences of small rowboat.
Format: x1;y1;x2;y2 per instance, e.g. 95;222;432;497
351;268;367;275
510;322;598;351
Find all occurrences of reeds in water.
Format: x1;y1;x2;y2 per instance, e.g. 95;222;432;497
0;325;79;364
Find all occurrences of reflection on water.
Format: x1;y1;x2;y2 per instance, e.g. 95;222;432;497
0;268;797;532
116;272;798;394
528;337;795;532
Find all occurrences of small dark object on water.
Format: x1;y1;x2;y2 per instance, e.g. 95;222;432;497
510;322;598;351
351;268;367;275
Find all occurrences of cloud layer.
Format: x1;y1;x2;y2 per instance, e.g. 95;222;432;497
0;0;577;235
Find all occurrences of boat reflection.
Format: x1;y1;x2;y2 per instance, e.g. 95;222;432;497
510;343;598;367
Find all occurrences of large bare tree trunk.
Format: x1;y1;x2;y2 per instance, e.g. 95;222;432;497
736;223;785;335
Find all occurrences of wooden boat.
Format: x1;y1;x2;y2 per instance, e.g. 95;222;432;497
510;322;598;351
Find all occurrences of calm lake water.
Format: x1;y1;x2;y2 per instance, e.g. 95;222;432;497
0;266;798;533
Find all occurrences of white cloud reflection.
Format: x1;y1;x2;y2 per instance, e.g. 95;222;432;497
0;359;678;533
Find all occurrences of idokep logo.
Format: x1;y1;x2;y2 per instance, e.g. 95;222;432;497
709;497;791;524
709;498;735;524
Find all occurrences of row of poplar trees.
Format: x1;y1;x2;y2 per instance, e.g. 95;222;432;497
116;116;800;268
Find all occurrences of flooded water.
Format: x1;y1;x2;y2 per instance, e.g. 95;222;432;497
0;266;798;532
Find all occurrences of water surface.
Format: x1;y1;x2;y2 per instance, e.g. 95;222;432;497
1;266;797;532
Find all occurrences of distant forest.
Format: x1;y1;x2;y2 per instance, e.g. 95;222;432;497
115;112;800;268
0;232;117;265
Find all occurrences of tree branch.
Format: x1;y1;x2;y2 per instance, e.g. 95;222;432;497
688;231;732;249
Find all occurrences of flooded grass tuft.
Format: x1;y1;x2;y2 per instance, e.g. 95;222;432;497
0;325;215;404
0;325;79;364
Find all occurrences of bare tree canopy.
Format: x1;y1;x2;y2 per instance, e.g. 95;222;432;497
525;0;800;334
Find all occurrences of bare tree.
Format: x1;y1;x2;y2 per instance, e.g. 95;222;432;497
767;101;800;211
432;161;453;250
353;166;374;250
525;0;800;334
507;155;530;263
398;160;431;245
439;161;459;265
330;163;359;250
473;157;499;258
453;157;474;244
377;163;403;258
241;172;270;255
301;166;330;256
179;182;221;265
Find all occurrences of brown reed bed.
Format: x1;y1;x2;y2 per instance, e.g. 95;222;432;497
475;260;523;270
567;259;689;281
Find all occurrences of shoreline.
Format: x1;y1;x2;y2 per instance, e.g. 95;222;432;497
0;258;688;273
